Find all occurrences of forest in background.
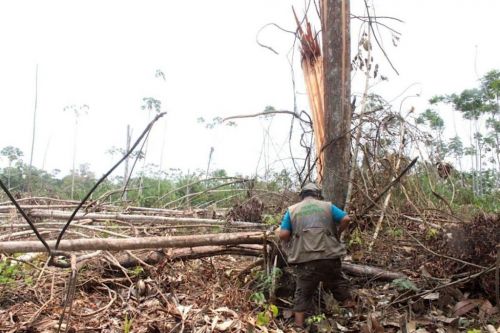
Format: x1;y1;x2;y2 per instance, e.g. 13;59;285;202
1;69;498;213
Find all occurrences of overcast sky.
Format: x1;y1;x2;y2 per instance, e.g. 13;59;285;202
0;0;498;178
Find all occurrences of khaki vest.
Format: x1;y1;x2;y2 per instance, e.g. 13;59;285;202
283;198;346;264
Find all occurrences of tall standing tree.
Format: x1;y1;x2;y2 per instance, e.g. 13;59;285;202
0;146;24;189
64;104;89;199
442;89;484;195
447;136;464;171
321;0;351;207
26;64;38;193
481;70;500;180
138;96;162;197
416;108;446;163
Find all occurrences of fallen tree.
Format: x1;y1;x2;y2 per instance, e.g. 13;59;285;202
116;245;406;280
117;245;265;267
0;231;266;253
26;209;263;228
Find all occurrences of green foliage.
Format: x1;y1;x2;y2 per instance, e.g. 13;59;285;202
0;259;22;284
250;291;266;305
416;109;444;131
197;116;236;128
141;97;161;113
128;266;144;278
255;304;278;327
466;330;481;333
392;278;418;292
425;227;438;240
123;314;133;333
254;267;282;292
0;149;293;209
24;275;34;286
348;228;363;246
387;227;403;238
262;214;281;226
448;136;464;158
305;313;326;325
0;146;23;163
250;284;278;327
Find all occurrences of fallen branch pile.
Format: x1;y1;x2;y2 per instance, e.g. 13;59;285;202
0;196;497;332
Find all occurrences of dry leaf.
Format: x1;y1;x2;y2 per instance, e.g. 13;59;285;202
216;319;234;331
433;315;458;325
210;315;219;332
406;320;416;333
214;307;238;318
176;304;192;320
422;292;439;300
453;299;481;316
336;322;349;332
361;313;385;333
479;299;498;319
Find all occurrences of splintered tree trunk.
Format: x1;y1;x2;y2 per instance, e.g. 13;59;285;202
321;0;351;207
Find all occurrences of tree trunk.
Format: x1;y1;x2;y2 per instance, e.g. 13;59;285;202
26;209;264;228
0;231;266;253
342;262;407;281
123;125;131;201
117;245;264;267
27;64;38;193
321;0;351;207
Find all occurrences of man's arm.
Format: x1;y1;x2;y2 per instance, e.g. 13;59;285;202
279;210;292;241
331;205;350;237
337;215;351;236
279;228;291;241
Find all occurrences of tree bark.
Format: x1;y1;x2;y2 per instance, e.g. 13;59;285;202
321;0;352;207
123;125;131;201
119;246;407;281
0;231;266;253
117;245;264;267
26;209;263;228
342;262;406;281
26;64;38;193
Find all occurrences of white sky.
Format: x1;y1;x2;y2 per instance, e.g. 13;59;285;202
0;0;499;178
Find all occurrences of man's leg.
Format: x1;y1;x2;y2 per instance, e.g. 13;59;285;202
295;311;305;327
293;265;319;327
322;259;354;306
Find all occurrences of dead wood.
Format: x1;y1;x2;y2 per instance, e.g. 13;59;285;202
117;246;264;268
0;231;267;253
27;209;264;228
496;244;499;310
107;242;406;282
342;262;407;281
0;204;79;212
388;265;496;306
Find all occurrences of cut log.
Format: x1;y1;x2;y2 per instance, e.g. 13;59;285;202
0;231;266;253
117;245;264;267
27;210;263;228
0;204;79;212
342;262;407;281
115;248;405;281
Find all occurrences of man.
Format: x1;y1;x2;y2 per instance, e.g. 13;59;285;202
279;182;354;327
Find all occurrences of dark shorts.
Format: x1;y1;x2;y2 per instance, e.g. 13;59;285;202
293;258;351;312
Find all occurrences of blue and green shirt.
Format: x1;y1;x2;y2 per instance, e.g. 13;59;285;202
280;204;347;231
